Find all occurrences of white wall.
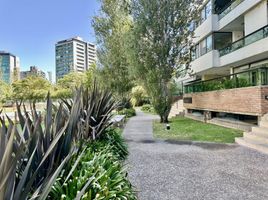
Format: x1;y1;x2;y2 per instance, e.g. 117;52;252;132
244;0;268;35
193;14;218;44
190;50;220;73
232;31;244;42
219;0;262;30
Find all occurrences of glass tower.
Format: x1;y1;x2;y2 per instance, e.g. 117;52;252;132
0;52;20;84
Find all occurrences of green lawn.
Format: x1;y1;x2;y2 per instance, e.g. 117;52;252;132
153;117;243;143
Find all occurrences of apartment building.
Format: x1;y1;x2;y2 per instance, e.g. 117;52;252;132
20;66;46;79
181;0;268;153
55;37;97;80
0;51;20;84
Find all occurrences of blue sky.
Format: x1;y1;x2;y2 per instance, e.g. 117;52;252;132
0;0;100;81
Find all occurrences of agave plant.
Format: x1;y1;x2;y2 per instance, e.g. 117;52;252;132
63;82;118;141
0;93;82;200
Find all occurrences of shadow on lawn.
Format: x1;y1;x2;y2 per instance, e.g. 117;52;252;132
165;139;238;150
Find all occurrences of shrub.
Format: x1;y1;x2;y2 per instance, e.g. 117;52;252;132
49;136;136;199
117;97;132;111
0;83;136;200
118;108;136;118
98;129;129;160
130;86;149;106
141;104;155;113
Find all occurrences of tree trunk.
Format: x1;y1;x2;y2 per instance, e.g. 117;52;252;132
160;113;169;123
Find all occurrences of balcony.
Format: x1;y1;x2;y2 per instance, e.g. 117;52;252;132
184;67;268;93
218;0;244;20
218;0;263;31
219;25;268;57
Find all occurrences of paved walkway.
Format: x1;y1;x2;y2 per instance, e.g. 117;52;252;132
123;110;268;200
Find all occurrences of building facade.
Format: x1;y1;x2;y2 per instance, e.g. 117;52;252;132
20;66;46;79
180;0;268;151
182;0;268;120
0;51;20;84
55;37;97;80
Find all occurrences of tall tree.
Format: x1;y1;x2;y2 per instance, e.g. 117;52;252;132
92;0;134;99
129;0;199;122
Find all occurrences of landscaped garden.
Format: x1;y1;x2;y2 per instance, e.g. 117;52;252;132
0;84;137;199
153;117;243;143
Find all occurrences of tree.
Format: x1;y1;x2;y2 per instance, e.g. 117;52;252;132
12;67;20;82
12;76;51;101
92;0;134;99
129;0;199;122
53;70;95;99
0;80;12;104
57;72;87;89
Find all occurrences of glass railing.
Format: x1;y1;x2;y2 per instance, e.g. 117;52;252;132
184;67;268;94
219;25;268;57
218;0;244;19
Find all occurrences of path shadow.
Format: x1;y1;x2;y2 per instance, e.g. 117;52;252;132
165;139;238;150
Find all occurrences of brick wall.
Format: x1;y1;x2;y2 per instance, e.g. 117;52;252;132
184;86;268;116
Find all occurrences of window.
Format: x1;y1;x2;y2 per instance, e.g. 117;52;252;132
201;9;206;23
233;65;249;73
190;34;213;60
200;0;212;23
214;32;232;50
206;35;212;52
200;39;207;56
206;1;212;18
191;46;197;60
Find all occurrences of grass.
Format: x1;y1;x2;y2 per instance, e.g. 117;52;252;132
153;117;243;143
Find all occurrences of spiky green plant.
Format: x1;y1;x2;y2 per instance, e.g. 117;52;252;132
63;83;118;141
0;93;82;200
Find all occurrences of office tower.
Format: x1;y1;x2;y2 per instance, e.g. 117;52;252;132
55;37;97;80
0;51;20;84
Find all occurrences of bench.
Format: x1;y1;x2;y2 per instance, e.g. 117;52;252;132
110;115;126;127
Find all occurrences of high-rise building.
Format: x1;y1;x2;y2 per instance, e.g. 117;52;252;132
20;66;46;79
55;37;97;80
0;51;20;84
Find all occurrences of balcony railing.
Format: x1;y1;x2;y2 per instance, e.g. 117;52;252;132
218;0;244;19
184;67;268;94
219;25;268;57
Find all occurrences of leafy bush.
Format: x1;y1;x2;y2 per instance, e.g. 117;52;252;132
117;97;132;111
0;80;12;104
49;130;136;200
118;108;136;118
0;83;136;200
130;86;149;106
98;129;129;160
141;104;155;113
188;77;253;93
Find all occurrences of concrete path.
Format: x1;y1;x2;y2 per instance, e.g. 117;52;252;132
123;110;268;200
